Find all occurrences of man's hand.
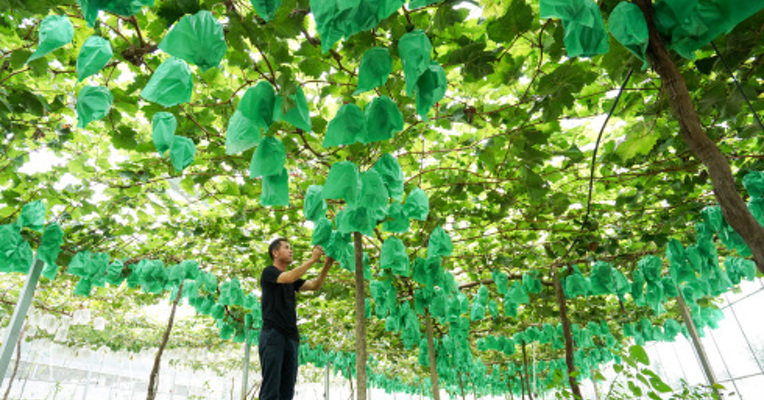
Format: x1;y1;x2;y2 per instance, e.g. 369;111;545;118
310;246;325;263
324;256;335;267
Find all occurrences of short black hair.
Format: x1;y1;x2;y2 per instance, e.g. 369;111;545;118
268;238;289;260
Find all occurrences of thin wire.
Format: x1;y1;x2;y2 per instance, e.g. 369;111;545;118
556;67;635;265
711;42;764;133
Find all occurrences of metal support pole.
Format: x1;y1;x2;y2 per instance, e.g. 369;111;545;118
676;294;723;399
590;366;600;400
324;363;330;400
241;328;250;400
0;258;44;381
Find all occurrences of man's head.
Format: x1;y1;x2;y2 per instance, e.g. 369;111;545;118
268;238;293;264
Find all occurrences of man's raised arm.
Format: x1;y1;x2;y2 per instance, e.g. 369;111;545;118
300;257;334;291
277;246;324;284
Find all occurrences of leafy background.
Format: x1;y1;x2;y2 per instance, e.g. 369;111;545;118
1;0;762;397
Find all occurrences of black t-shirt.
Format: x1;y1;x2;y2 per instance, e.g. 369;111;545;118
260;265;306;339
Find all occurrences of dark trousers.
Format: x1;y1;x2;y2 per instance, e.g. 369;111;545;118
258;328;299;400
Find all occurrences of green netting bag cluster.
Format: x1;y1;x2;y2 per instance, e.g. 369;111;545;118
323;161;362;205
539;0;609;58
662;318;684;342
564;265;590;298
470;285;489;321
311;217;333;246
743;171;764;198
398;30;446;119
131;259;168;294
27;15;74;63
165;260;200;288
667;238;696;285
364;96;404;144
39;223;64;280
104;259;125;286
507;282;529;304
141;57;193;107
249;136;286;178
274;86;312;132
309;0;405;52
323;98;403;147
68;251;111;296
77;36;113;81
337;206;376;237
219;278;245;306
152;112;177;154
0;224;33;274
355;47;393;94
381;237;410;277
18;201;46;232
744;171;764;225
403;187;429;221
412;256;443;288
636;255;667;313
427;226;452;258
261;168;289;206
77;86;113;128
414;62;447;120
323;103;366;147
76;0;154;27
358;169;389;219
399;30;432;96
225;81;275;155
607;2;649;68
169;136;196;173
247;135;288;206
492;270;509;295
589;261;617;295
322;230;349;265
383;202;409;233
370;278;398;319
653;0;764;59
304;185;327;222
372;153;405;201
724;257;757;285
159;11;227;71
523;270;543;294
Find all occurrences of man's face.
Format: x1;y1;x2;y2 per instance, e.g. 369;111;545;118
273;241;293;264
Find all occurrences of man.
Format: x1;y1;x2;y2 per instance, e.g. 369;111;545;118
258;237;333;400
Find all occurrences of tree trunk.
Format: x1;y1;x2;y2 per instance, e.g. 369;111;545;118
518;369;526;400
2;324;25;400
634;0;764;273
424;313;440;400
353;232;367;400
552;266;582;399
521;340;534;400
146;282;184;400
